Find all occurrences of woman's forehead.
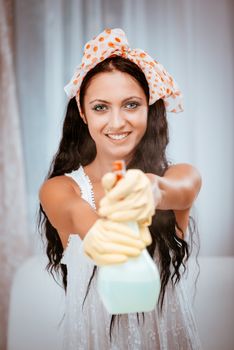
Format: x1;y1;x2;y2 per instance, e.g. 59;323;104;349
84;71;146;101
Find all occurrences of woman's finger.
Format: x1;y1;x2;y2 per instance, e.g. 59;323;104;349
100;231;145;249
106;175;137;200
106;208;144;222
139;226;152;246
98;192;146;216
99;190;141;207
101;172;117;192
96;254;128;265
101;219;143;239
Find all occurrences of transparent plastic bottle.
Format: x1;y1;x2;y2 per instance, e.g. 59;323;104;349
97;160;161;314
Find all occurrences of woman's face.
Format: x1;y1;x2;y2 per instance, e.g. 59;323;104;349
82;70;148;161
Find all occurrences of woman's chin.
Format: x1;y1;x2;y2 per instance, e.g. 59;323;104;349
107;149;134;162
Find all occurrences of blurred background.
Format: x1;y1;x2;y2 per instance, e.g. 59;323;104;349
1;0;233;349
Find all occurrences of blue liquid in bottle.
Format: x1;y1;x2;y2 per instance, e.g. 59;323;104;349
97;161;161;314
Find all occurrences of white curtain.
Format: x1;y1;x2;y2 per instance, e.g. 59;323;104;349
0;0;31;349
14;0;234;257
3;0;232;349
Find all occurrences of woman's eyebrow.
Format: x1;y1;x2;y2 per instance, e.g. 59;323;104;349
89;99;110;104
89;96;143;104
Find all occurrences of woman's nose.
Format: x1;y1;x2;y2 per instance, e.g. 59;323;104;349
108;109;126;128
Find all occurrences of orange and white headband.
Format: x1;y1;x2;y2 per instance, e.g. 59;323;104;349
64;28;184;113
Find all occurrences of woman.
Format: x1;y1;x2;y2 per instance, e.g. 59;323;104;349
39;28;202;349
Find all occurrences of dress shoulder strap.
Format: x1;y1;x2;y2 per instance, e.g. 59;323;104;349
65;166;96;211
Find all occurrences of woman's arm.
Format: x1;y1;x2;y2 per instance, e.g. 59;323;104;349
39;176;99;248
39;176;145;261
147;163;201;238
147;163;202;211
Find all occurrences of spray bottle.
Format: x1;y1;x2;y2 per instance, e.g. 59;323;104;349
97;160;161;314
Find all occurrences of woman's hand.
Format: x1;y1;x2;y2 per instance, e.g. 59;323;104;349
83;218;145;266
98;169;160;226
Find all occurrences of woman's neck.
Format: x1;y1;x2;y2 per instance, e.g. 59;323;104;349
84;155;130;183
83;159;114;183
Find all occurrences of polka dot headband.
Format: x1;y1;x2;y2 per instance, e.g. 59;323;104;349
64;28;184;113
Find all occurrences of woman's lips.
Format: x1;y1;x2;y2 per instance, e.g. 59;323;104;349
105;132;131;141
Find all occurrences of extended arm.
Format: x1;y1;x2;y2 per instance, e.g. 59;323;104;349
39;175;146;265
147;163;202;211
98;163;202;238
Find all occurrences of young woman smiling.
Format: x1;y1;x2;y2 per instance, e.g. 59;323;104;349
39;28;202;349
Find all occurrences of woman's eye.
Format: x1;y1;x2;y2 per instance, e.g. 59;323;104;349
92;104;107;112
125;102;139;109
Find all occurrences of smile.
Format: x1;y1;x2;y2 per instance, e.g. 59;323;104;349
105;132;131;140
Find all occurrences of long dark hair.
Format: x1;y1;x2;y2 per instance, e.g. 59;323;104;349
38;56;199;337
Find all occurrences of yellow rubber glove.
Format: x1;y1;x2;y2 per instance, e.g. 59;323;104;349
83;218;145;266
98;169;158;227
138;224;152;246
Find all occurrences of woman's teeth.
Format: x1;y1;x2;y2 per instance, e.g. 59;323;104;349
107;133;130;140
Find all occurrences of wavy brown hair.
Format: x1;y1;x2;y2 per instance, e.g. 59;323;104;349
38;56;199;338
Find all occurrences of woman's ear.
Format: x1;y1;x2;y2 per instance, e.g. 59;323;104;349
79;106;87;124
76;95;87;124
80;112;87;124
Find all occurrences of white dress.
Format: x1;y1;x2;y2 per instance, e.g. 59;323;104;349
61;166;202;350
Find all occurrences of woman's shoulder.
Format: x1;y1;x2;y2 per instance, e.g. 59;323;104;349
39;175;81;205
39;174;94;248
166;163;201;180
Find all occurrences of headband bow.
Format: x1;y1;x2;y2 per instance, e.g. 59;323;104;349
64;28;184;113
